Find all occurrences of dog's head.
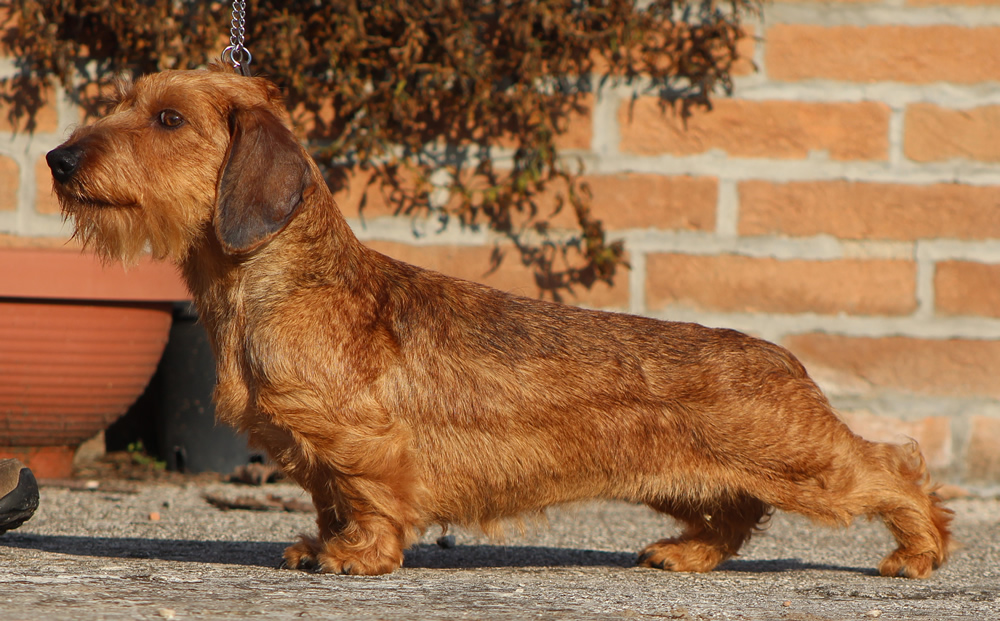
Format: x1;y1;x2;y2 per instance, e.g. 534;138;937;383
47;66;315;264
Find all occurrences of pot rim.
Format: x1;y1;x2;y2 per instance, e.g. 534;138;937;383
0;247;190;302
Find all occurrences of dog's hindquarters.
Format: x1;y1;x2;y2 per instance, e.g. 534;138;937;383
631;338;952;578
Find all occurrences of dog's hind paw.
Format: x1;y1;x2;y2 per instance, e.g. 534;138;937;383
878;549;938;579
638;538;727;573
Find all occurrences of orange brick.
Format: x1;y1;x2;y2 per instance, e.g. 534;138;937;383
0;86;58;133
331;167;494;224
296;93;592;152
0;155;18;211
34;155;60;214
554;93;593;151
839;411;952;470
905;103;1000;163
338;169;555;231
935;261;1000;318
491;94;592;152
783;334;1000;398
767;25;1000;83
333;170;405;220
466;173;582;231
739;180;1000;241
966;416;1000;481
646;254;916;315
575;174;716;231
76;81;116;121
619;98;889;161
289;98;335;138
908;0;1000;5
726;25;758;78
365;240;629;309
526;174;716;232
590;26;756;77
339;169;710;236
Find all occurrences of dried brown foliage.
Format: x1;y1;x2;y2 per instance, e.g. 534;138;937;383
1;0;757;299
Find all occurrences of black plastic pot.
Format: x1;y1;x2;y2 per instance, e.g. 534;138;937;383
155;303;263;474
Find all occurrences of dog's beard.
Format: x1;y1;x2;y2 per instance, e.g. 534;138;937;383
64;202;198;266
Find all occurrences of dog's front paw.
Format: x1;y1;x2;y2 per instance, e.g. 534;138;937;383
281;536;324;572
318;547;403;576
281;535;403;575
638;538;727;573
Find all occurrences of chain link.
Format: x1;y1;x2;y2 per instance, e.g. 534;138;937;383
221;0;252;77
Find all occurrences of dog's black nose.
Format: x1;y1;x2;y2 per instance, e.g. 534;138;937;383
46;146;84;184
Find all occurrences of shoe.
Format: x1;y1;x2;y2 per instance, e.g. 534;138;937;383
0;458;39;534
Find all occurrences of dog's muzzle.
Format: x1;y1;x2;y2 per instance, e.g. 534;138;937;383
46;146;84;184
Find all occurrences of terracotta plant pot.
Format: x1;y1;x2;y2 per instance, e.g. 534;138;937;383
0;247;189;478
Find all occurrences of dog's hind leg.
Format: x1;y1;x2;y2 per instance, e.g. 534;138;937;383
639;494;772;572
871;442;954;578
836;440;952;579
753;435;953;579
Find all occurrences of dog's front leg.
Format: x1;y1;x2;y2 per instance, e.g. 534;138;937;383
275;420;425;575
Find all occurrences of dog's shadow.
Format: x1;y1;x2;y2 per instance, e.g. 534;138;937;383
406;544;874;575
408;545;875;575
0;533;874;575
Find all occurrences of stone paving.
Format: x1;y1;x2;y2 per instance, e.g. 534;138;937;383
1;481;998;620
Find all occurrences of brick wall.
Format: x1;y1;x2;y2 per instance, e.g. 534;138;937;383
3;2;1000;484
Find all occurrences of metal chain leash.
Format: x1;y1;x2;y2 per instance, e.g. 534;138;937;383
221;0;252;77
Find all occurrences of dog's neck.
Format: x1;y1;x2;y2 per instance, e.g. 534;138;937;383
180;188;370;349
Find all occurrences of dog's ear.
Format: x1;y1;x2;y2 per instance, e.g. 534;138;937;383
215;106;313;253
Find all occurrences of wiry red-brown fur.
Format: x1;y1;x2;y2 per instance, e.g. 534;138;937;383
47;67;953;578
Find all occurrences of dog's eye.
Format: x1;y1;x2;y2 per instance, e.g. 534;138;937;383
157;110;184;129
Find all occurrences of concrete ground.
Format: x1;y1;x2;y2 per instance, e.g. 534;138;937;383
1;480;998;620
